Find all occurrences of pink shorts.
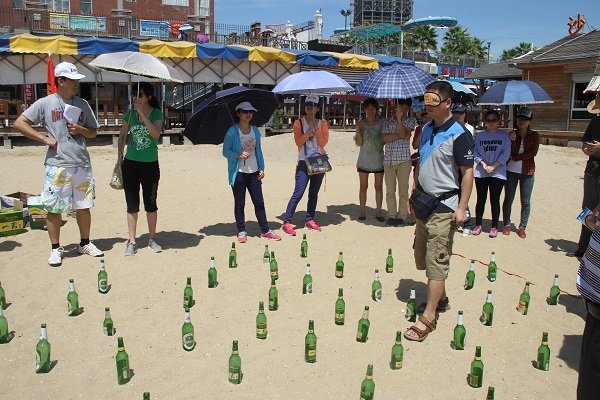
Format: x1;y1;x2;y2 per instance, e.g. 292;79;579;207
41;165;95;213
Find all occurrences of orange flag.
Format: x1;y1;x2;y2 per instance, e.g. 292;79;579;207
47;53;57;95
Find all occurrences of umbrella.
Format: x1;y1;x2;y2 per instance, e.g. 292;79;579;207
183;86;277;145
179;24;193;31
356;64;436;99
89;51;183;83
443;80;477;105
446;80;476;96
478;80;553;105
272;71;353;94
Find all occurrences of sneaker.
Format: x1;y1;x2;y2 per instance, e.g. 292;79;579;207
462;228;471;237
396;218;406;227
261;230;281;241
148;238;163;253
517;228;527;239
489;228;498;238
124;241;137;256
48;247;64;267
472;226;482;236
386;218;397;226
502;226;511;235
282;222;296;236
305;220;321;232
78;241;104;257
237;231;248;244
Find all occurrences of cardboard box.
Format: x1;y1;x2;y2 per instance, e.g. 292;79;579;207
0;207;24;237
27;196;47;230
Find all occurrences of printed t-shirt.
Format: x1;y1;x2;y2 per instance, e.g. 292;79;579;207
124;108;163;162
356;119;384;171
238;127;258;173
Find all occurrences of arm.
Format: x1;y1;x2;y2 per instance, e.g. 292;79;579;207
412;126;421;150
13;115;57;150
222;126;239;160
117;121;129;161
316;120;329;150
293;119;309;148
512;132;540;161
254;126;265;175
454;165;474;225
139;109;163;140
354;124;363;146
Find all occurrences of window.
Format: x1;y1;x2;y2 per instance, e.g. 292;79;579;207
41;0;70;12
572;81;596;120
162;0;189;6
80;0;91;14
12;0;24;8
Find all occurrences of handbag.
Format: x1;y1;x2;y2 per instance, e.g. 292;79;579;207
302;119;332;175
409;184;458;221
109;161;124;190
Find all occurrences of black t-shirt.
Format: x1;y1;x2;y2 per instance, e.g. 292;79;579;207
582;116;600;176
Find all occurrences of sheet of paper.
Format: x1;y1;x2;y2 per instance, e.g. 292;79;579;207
63;104;82;125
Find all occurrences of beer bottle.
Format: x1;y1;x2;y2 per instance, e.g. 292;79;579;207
548;274;560;305
371;269;382;302
228;242;237;268
468;346;484;388
356;306;370;343
67;279;79;316
0;279;6;310
98;259;109;294
487;252;497;282
406;287;416;322
390;331;404;370
453;310;466;350
116;336;130;385
335;288;345;325
464;260;475;290
302;264;313;294
300;233;308;258
143;393;150;400
103;307;114;336
182;307;195;351
480;290;494;326
537;332;550;371
0;306;9;343
335;251;344;278
256;301;267;339
208;257;218;288
268;278;278;311
228;340;242;384
486;386;495;399
263;245;270;264
517;281;531;315
385;248;393;273
304;320;317;363
269;251;279;280
35;323;51;373
360;364;375;400
183;277;193;309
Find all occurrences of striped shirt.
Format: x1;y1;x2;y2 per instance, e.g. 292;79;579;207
577;227;600;304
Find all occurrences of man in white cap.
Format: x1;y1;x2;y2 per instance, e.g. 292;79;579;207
14;61;103;267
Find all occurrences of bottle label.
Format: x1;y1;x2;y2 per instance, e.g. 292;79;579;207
269;299;277;310
256;328;266;336
263;256;269;263
98;279;108;293
356;331;362;340
229;371;240;381
122;368;129;379
271;271;278;278
306;283;312;294
517;301;528;314
464;277;470;289
470;374;480;387
36;353;40;370
183;333;195;350
405;306;415;321
395;360;403;369
480;312;488;325
335;312;344;321
374;289;382;302
335;270;343;278
307;348;316;357
104;327;109;335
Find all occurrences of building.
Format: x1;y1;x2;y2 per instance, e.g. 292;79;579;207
351;0;413;28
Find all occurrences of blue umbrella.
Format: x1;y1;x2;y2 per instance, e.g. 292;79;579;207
273;71;352;94
446;80;476;95
183;86;277;145
356;64;436;99
478;80;553;105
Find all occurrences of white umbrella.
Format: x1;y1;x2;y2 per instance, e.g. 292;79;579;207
272;71;352;94
89;51;183;83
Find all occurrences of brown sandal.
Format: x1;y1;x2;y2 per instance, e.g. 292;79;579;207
404;315;437;342
417;297;451;314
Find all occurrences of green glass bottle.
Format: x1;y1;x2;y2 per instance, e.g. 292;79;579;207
390;331;404;370
0;306;9;343
182;307;195;351
208;257;218;288
263;245;270;264
517;281;531;315
453;310;466;350
116;336;130;385
487;252;497;282
335;251;344;278
98;259;109;294
256;301;267;339
304;320;317;363
229;242;237;268
270;251;279;280
67;279;79;316
464;260;475;290
548;274;560;305
335;288;345;325
268;278;278;311
183;277;193;309
385;248;393;273
468;346;484;388
486;386;495;399
356;306;370;343
480;290;494;326
537;332;550;371
228;340;242;384
35;323;51;373
371;269;382;302
103;307;114;336
143;393;150;400
0;279;6;310
302;264;313;294
300;233;308;258
406;287;416;322
360;364;375;400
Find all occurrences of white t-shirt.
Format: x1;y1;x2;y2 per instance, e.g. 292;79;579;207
238;127;258;173
507;136;524;173
298;118;322;161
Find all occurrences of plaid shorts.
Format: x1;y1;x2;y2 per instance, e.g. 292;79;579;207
42;165;95;213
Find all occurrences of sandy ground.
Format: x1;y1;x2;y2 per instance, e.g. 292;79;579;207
0;130;589;399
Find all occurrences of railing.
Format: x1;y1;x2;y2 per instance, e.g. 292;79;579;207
351;44;487;68
166;82;215;109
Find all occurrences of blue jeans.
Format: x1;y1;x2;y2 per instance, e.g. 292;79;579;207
502;171;535;229
232;171;269;233
284;161;324;223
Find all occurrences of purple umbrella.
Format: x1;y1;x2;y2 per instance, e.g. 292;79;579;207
478;80;553;105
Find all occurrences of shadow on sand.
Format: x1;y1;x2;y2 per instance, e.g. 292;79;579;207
0;240;22;252
545;238;579;254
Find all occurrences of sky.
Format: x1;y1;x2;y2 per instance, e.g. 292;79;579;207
215;0;600;59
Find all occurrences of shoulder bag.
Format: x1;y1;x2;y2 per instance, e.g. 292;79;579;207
303;119;332;175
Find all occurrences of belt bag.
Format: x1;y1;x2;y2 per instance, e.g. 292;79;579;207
409;184;459;221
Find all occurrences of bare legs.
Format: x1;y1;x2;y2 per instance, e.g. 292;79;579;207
358;172;384;218
127;211;158;243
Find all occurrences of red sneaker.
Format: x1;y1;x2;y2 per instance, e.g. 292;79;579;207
261;230;281;241
282;222;296;236
305;220;321;232
237;231;247;243
517;228;527;239
502;226;511;235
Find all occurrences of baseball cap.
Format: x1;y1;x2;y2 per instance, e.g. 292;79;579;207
54;62;85;80
305;94;319;105
452;104;467;113
235;101;258;112
517;107;533;119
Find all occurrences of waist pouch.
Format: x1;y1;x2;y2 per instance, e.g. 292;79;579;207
409;184;459;221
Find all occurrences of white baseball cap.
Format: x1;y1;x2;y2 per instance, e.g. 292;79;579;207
305;94;319;104
235;101;258;112
54;62;85;80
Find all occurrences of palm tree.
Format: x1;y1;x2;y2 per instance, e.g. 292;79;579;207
440;26;472;55
499;42;534;61
405;25;437;52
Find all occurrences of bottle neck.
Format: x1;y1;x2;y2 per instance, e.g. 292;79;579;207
40;327;47;339
105;309;111;318
553;277;559;286
469;262;475;271
490;253;496;262
305;266;311;275
410;289;415;299
486;293;493;303
210;259;215;268
374;272;380;280
362;310;369;319
68;282;75;292
100;262;105;271
457;314;464;325
184;312;191;322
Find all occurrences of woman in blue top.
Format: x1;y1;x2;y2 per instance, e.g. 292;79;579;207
222;101;281;243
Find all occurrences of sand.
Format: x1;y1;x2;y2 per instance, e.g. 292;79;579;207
0;131;588;399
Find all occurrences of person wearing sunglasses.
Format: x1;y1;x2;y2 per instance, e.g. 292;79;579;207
472;109;512;238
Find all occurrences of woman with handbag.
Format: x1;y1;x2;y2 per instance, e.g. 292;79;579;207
281;94;330;236
117;82;163;256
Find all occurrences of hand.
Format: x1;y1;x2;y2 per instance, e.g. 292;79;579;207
239;151;250;160
453;207;468;227
44;136;57;150
584;141;600;155
408;199;415;219
355;134;363;146
258;171;265;180
68;123;80;135
484;165;495;174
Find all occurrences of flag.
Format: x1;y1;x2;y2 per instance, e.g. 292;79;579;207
47;53;57;95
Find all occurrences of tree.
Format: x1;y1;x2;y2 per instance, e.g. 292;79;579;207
499;42;534;61
440;25;486;58
404;25;437;52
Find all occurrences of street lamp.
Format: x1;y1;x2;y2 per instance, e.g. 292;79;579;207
340;9;351;32
487;41;491;63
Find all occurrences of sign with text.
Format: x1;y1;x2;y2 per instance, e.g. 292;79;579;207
438;64;475;81
49;13;69;30
568;13;586;36
140;20;171;39
70;15;107;32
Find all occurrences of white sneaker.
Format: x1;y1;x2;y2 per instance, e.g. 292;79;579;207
462;228;471;237
48;247;64;267
124;241;137;256
148;239;163;253
78;241;104;257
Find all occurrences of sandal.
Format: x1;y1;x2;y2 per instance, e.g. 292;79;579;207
417;297;451;314
404;315;437;342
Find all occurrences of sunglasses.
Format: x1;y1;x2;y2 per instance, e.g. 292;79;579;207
239;109;254;114
423;92;449;107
